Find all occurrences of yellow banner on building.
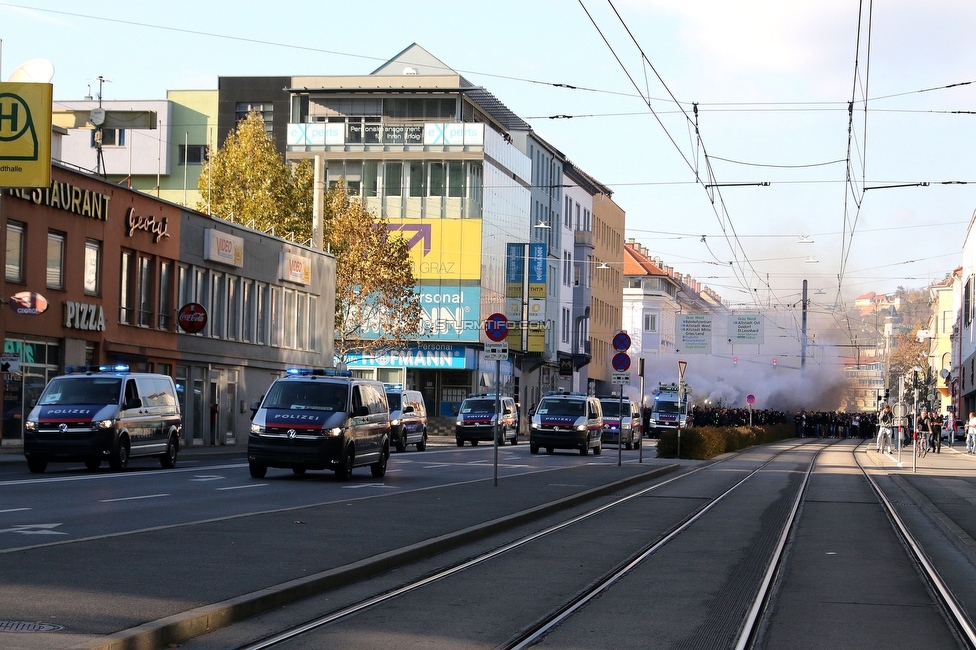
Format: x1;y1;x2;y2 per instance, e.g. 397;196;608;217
0;82;52;188
388;219;482;282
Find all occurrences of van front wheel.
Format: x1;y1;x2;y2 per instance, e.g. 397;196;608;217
335;446;354;481
27;457;47;474
371;442;389;478
249;461;267;478
110;438;130;470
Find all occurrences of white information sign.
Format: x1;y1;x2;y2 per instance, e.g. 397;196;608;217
730;313;764;344
484;342;509;361
611;372;631;385
677;314;712;354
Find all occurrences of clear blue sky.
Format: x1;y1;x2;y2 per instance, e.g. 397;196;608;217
3;0;974;309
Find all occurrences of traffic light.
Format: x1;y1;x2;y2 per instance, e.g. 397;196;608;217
772;358;777;367
733;356;738;366
885;388;890;400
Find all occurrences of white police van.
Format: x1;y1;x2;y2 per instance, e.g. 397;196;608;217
23;365;182;473
529;391;603;455
248;369;391;480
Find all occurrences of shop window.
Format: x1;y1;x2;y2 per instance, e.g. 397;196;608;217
158;261;172;330
85;239;101;295
46;231;64;290
119;251;134;324
6;221;24;283
138;256;153;327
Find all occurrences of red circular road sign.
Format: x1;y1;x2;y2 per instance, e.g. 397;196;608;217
485;312;508;342
612;352;631;372
746;394;756;405
177;302;208;333
612;331;632;352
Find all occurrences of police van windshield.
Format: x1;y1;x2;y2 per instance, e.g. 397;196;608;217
39;377;122;406
263;381;348;411
599;401;627;417
654;401;682;414
538;399;585;417
460;398;497;414
386;393;402;410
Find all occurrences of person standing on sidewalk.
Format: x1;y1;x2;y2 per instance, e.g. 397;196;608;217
932;411;943;453
945;411;956;448
967;413;976;454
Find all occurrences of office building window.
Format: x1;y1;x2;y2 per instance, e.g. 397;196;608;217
177;144;208;165
46;231;64;289
242;280;254;342
227;275;240;340
308;295;319;352
644;314;657;333
6;221;24;283
236;102;273;133
255;283;267;345
84;239;101;295
283;288;296;348
562;308;570;343
408;162;426;197
384;162;402;197
210;273;225;338
91;128;125;148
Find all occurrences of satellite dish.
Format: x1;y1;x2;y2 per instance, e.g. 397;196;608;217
7;59;55;83
940;368;950;379
90;108;106;126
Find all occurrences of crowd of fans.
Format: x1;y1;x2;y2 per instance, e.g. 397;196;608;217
667;407;883;439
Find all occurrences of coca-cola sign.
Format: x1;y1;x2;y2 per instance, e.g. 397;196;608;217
177;302;208;333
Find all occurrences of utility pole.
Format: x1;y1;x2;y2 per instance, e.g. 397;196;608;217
801;279;808;369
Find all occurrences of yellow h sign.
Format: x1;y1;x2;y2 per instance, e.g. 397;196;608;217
0;82;53;188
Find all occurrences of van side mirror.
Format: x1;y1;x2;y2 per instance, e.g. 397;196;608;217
353;405;369;417
403;405;415;414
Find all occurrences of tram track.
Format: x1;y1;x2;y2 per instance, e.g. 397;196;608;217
215;439;824;650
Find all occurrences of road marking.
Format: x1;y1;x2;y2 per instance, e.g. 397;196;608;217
190;475;225;482
0;507;31;514
342;484;398;490
0;523;65;535
217;484;266;491
98;493;169;503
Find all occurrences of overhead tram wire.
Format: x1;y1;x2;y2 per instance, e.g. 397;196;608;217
588;0;768;310
836;0;875;308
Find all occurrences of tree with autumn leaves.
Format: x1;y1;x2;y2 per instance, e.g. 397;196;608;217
198;112;421;363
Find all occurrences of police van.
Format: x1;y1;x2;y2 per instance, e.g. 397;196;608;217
23;365;182;473
529;391;603;455
599;396;643;449
248;369;391;480
385;387;428;452
454;394;519;446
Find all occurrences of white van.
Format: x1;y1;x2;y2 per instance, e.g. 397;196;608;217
24;365;182;473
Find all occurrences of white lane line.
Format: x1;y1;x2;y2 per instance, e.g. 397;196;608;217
217;484;267;491
0;507;31;514
98;493;170;503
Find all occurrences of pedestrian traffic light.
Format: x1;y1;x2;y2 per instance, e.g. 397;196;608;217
733;356;738;366
772;358;777;367
885;389;890;400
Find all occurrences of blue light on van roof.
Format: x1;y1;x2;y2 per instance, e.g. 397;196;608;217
286;368;352;377
66;364;129;374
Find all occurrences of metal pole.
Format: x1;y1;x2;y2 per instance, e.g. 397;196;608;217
494;359;500;487
618;390;623;467
801;279;808;369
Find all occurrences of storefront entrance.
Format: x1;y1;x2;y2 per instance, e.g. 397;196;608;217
1;338;62;444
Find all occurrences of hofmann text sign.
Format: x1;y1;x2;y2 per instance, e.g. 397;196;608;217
0;82;52;188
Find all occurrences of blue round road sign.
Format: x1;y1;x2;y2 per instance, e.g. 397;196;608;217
612;331;632;352
612;352;631;372
485;313;508;342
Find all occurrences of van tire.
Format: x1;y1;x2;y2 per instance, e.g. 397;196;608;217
335;446;354;481
85;458;101;471
580;444;589;456
416;432;427;451
27;457;47;474
110;438;130;470
456;438;464;447
593;441;602;455
371;441;389;478
471;440;479;446
160;436;178;469
530;443;539;454
510;433;519;445
249;461;267;478
395;432;406;453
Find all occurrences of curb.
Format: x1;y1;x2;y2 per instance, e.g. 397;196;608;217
74;463;680;650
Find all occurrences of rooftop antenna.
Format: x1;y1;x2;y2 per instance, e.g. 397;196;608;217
91;75;111;177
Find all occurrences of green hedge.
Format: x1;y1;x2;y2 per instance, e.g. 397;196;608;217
656;424;795;459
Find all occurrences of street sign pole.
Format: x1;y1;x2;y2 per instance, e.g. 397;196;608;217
677;360;687;459
612;332;632;467
494;358;500;486
485;313;508;488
